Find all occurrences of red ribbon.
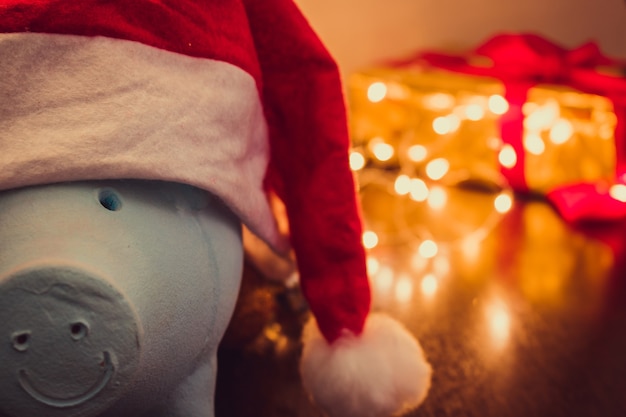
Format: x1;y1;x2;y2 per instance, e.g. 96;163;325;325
407;33;626;222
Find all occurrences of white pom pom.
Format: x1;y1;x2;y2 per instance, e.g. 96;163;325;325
300;313;432;417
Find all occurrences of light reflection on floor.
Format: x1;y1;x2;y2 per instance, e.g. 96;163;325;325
361;181;614;359
217;181;624;417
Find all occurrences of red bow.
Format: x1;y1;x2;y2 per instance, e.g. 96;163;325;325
413;33;626;222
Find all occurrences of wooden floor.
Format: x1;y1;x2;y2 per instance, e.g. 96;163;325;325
215;192;626;417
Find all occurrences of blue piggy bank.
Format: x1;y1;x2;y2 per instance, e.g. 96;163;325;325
0;180;244;417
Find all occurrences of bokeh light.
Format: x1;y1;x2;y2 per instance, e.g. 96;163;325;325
425;158;450;181
488;94;509;115
367;82;387;103
498;144;517;168
362;231;379;249
420;274;438;298
349;151;366;171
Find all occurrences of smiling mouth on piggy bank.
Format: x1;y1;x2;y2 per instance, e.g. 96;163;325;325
17;350;114;408
0;267;142;417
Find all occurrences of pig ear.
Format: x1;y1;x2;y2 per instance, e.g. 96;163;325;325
242;1;432;415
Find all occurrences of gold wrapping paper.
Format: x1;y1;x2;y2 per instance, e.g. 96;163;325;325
348;67;617;193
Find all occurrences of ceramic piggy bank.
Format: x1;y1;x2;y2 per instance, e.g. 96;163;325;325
0;180;244;417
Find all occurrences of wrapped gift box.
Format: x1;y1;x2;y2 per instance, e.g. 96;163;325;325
347;34;626;222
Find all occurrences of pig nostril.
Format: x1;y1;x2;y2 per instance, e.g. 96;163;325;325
12;331;31;352
70;322;89;340
98;189;122;211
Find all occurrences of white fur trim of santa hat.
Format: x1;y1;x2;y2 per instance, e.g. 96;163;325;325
0;32;286;253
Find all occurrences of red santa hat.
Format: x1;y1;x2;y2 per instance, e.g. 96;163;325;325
0;1;431;415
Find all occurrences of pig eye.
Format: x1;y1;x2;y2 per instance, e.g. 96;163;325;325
98;189;122;211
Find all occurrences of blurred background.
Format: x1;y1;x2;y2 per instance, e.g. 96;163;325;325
294;0;626;77
216;2;626;416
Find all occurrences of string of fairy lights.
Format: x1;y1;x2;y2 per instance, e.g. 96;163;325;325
346;67;619;311
350;74;515;249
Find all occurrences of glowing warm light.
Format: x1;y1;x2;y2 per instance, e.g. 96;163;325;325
523;132;545;155
411;251;428;272
427;186;447;209
349;151;366;171
432;114;460;135
448;115;461;132
421;274;438;297
461;236;481;263
487;136;503;150
408;144;428;162
488;94;509;115
494;193;513;214
423;92;455;110
362;231;379;249
432;117;449;135
549;119;574;145
599;124;614;140
409;178;429;201
524;101;559;131
263;322;284;343
498;144;517;168
366;257;380;275
367;82;387;103
374;266;394;292
264;321;291;352
418;239;438;258
491;308;511;339
394;174;411;195
433;256;450;276
486;300;511;347
372;142;394;161
522;101;538;115
395;276;414;303
610;184;626;202
464;103;485;121
594;110;617;125
425;158;450;180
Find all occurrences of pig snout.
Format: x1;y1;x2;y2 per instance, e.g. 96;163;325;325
0;265;142;417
